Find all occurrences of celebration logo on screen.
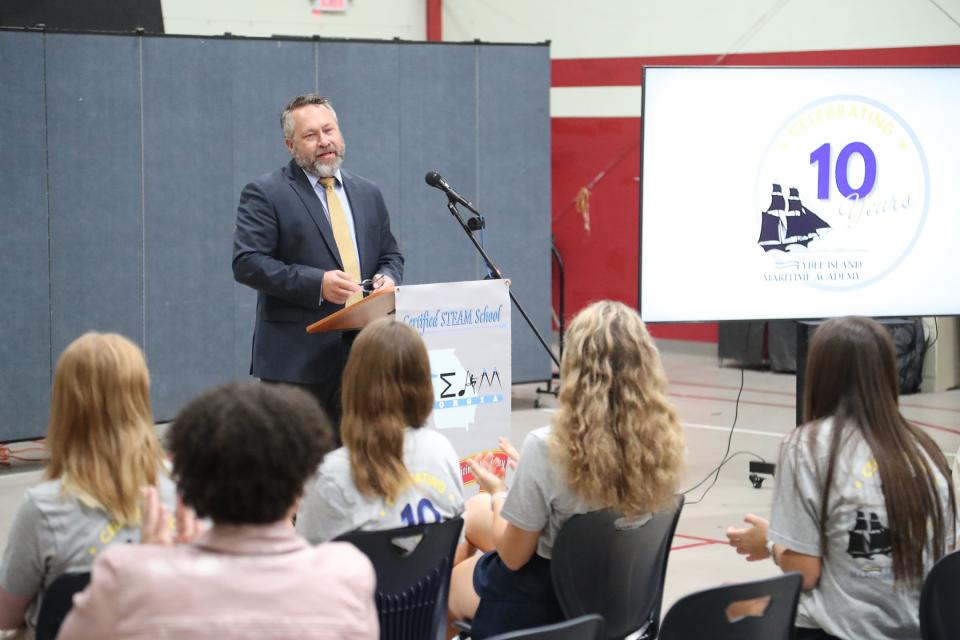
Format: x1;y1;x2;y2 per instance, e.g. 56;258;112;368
756;95;928;289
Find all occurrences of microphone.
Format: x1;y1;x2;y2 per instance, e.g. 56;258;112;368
425;171;475;210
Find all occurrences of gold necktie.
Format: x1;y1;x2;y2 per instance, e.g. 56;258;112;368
319;177;362;306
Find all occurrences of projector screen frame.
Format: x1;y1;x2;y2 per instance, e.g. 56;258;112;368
638;65;960;324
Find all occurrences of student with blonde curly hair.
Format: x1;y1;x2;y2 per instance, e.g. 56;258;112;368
0;333;175;633
449;300;686;638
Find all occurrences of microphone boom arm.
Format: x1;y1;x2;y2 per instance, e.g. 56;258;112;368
443;197;561;370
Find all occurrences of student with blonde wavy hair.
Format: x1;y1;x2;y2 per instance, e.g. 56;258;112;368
296;317;464;542
0;332;175;634
449;300;686;638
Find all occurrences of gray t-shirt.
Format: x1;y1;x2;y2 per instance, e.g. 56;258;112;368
768;417;954;640
0;474;177;629
296;427;464;543
500;426;597;560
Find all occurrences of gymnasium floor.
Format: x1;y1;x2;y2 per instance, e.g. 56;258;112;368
0;337;957;617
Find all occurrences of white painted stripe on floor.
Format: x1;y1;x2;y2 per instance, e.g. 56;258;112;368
681;422;956;456
682;422;785;439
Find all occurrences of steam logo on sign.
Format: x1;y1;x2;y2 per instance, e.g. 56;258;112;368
434;366;504;410
438;369;502;401
756;95;928;289
428;349;504;431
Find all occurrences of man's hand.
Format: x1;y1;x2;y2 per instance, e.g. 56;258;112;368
372;273;395;290
725;514;771;561
322;269;362;305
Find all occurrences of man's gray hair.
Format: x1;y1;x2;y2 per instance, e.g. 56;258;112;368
280;94;338;139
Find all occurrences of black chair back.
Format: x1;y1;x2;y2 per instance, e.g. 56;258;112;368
550;495;684;639
920;549;960;640
35;571;91;640
337;517;463;640
486;614;605;640
658;573;803;640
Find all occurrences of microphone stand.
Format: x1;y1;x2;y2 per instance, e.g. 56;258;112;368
444;197;561;370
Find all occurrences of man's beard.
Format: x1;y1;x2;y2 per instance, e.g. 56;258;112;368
294;146;345;178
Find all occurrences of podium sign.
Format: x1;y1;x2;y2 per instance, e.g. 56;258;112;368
395;280;511;485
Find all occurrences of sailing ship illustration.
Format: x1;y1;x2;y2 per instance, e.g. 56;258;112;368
846;510;892;559
757;184;832;252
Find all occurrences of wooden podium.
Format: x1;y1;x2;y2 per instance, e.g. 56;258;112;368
306;287;397;334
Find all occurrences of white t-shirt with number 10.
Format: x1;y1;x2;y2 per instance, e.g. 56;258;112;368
296;427;465;543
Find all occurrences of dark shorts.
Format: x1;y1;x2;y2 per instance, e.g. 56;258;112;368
470;551;564;639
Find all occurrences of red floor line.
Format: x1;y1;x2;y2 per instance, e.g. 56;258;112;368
670;393;960;435
911;420;960;437
901;402;960;415
668;391;795;410
673;381;960;415
671;380;796;397
674;533;728;544
671;541;719;551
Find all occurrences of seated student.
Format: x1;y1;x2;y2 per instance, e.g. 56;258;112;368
448;300;687;638
58;382;378;639
726;316;956;640
0;332;175;634
296;317;464;543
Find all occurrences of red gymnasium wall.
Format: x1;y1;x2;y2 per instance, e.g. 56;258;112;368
551;45;960;343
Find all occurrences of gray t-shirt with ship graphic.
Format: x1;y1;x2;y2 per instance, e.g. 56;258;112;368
768;417;954;640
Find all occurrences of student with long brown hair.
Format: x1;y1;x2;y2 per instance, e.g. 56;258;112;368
0;332;175;633
727;316;956;639
296;317;464;542
448;300;686;638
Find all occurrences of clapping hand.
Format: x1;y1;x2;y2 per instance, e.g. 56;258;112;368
725;514;771;561
467;452;508;495
498;436;519;470
140;486;205;546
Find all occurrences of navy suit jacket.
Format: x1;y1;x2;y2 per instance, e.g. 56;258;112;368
232;159;403;386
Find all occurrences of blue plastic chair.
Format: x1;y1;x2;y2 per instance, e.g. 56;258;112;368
337;517;463;640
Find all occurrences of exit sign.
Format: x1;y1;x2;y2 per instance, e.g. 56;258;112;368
313;0;347;13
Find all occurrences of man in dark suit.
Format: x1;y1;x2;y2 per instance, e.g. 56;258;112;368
233;94;403;427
